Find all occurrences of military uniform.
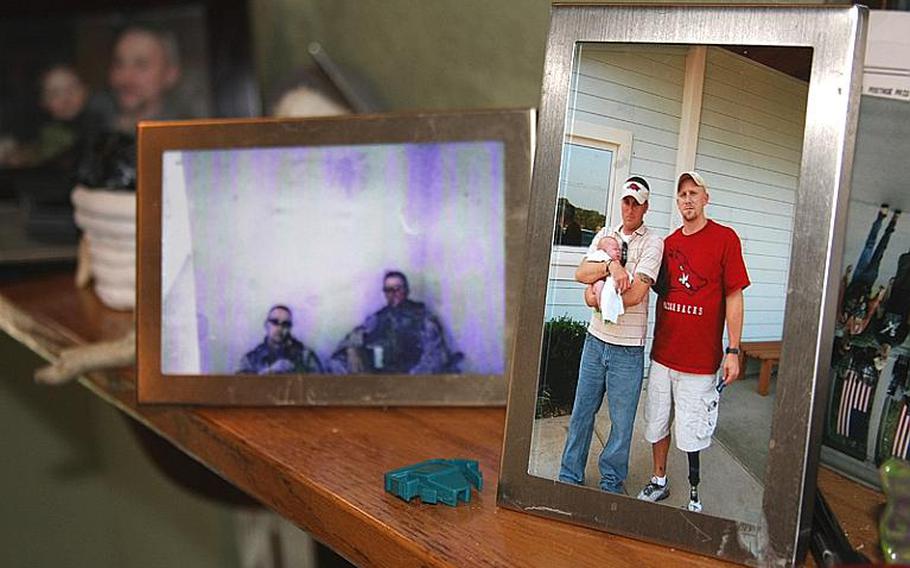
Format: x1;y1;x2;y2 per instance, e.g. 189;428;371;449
237;336;324;374
330;299;458;374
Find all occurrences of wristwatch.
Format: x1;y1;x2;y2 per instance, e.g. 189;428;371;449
605;258;613;273
725;347;740;355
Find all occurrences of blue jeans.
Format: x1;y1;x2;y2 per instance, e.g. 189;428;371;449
558;333;644;493
852;211;896;286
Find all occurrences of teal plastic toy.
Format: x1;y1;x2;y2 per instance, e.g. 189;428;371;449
384;459;482;506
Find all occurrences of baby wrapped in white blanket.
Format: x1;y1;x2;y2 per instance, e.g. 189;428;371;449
586;235;630;324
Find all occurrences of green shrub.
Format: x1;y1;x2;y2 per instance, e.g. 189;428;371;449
536;315;587;418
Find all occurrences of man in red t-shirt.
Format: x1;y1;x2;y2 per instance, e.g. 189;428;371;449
636;171;750;512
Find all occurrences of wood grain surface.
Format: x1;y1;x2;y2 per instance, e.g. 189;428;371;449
0;272;885;567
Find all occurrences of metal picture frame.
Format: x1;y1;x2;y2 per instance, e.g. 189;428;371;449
136;109;532;405
498;4;866;566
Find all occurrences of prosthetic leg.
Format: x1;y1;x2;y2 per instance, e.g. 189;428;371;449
687;451;702;512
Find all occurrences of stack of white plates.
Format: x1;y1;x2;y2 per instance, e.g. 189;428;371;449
71;185;136;310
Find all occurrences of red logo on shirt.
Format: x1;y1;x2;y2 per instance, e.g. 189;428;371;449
668;248;707;295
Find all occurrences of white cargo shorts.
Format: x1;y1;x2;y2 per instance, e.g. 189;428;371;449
643;360;720;452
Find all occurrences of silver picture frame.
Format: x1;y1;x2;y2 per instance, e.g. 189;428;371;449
498;4;866;565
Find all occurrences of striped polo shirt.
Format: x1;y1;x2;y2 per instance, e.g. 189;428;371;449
585;223;663;347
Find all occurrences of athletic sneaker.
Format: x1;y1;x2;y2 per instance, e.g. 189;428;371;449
687;486;702;512
637;478;670;502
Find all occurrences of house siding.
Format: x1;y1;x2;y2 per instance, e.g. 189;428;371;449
549;46;808;357
694;48;808;342
546;45;687;331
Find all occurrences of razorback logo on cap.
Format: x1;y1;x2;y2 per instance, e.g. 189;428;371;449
620;176;650;203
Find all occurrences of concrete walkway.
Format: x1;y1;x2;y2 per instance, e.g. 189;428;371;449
529;386;764;526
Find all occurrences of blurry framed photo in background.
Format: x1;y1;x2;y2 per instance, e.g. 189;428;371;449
498;4;865;566
0;0;258;263
137;109;532;405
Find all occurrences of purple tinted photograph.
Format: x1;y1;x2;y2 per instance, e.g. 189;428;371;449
161;141;505;376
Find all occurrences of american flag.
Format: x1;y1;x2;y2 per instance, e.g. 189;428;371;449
891;401;910;460
836;368;874;438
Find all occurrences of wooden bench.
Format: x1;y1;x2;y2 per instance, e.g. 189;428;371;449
740;340;781;396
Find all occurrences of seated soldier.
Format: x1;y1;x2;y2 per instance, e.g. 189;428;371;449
237;305;323;375
329;271;461;374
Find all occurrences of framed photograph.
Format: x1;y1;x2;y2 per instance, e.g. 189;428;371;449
498;4;866;566
0;0;258;263
821;10;910;487
137;109;532;405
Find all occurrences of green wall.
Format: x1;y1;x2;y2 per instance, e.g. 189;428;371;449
251;0;551;110
249;0;842;112
0;334;240;568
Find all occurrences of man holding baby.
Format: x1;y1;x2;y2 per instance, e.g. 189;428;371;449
558;175;663;495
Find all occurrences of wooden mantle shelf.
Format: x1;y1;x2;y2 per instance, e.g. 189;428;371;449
0;271;886;567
